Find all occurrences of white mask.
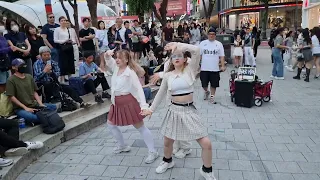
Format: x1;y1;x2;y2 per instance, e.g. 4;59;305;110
11;25;19;32
0;26;5;33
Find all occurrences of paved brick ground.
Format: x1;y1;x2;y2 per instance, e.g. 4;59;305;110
18;48;320;180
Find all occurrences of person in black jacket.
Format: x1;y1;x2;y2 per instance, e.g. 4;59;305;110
25;24;45;65
141;23;151;57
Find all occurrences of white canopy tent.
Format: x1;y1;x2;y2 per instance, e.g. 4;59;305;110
0;0;117;27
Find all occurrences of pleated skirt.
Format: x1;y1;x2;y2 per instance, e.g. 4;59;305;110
108;94;144;126
160;104;208;141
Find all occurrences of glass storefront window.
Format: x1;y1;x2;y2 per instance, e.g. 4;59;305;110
238;12;259;28
308;5;320;29
266;7;301;28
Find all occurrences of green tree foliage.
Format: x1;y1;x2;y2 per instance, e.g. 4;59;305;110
124;0;155;21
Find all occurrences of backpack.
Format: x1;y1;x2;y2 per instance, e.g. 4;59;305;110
36;109;65;134
0;92;13;117
69;77;87;96
268;38;274;48
0;55;10;72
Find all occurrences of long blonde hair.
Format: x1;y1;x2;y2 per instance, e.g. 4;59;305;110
166;49;188;72
116;49;144;76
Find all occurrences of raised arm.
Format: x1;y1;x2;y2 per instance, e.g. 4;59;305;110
103;50;117;72
176;43;200;73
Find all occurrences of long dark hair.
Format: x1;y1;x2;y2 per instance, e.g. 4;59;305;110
5;19;19;33
313;27;320;42
24;24;37;38
302;28;312;45
286;31;293;38
97;21;105;30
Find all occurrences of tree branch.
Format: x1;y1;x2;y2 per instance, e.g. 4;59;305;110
59;0;73;26
202;0;208;18
67;0;74;6
153;5;162;22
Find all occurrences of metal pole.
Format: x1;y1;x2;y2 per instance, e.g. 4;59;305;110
295;0;298;31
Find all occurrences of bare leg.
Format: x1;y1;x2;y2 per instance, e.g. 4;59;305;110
164;136;174;159
197;137;212;167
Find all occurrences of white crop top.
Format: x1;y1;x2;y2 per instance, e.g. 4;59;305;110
171;76;193;95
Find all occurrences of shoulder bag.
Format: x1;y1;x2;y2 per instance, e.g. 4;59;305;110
60;28;73;52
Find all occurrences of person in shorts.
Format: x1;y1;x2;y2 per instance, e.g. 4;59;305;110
130;20;143;61
199;28;226;104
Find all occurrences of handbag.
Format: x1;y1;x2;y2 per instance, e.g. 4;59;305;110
0;92;13;117
0;55;10;72
15;33;31;59
60;28;73;52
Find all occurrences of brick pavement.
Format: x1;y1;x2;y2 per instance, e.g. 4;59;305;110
17;48;320;180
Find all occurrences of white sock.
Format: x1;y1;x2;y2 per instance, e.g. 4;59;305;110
137;125;156;152
107;123;125;147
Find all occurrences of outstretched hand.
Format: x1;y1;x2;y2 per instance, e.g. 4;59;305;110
105;49;115;57
140;109;153;116
150;73;160;85
164;42;178;52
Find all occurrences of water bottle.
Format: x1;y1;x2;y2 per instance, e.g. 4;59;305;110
19;118;26;129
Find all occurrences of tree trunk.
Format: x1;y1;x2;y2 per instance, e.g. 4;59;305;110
59;0;73;26
262;4;268;39
87;0;98;27
72;0;79;36
202;0;208;19
153;0;169;27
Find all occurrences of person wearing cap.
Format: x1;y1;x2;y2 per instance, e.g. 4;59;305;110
130;20;143;61
79;52;111;104
5;58;57;124
33;46;90;108
199;28;226;104
79;17;96;55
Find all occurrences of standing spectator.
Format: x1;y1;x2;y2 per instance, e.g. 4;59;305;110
0;27;15;93
96;20;109;70
283;31;294;71
5;19;32;75
271;27;288;80
0;21;7;35
150;24;158;50
234;26;240;38
252;26;260;58
162;20;174;46
79;52;111;103
182;23;190;35
66;20;80;70
79;18;96;55
312;27;320;78
124;21;133;50
115;18;127;50
199;28;226;103
293;28;313;82
189;23;201;45
233;34;244;68
6;58;57;124
25;24;45;65
131;20;143;61
54;16;76;83
41;13;60;63
177;23;183;38
141;23;151;57
243;27;256;67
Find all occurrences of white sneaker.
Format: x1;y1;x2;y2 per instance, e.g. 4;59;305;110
200;167;217;180
145;151;159;164
4;147;28;157
156;161;175;174
175;149;192;159
113;146;131;154
270;75;275;79
172;148;179;155
275;77;285;80
0;158;13;167
25;141;44;150
203;91;210;100
287;67;294;72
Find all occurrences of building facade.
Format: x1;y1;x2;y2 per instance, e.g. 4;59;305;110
302;0;320;29
219;0;303;30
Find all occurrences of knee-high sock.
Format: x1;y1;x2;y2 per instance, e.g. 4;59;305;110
108;123;125;147
137;125;156;152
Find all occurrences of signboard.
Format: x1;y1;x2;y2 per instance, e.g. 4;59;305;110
237;67;256;81
154;0;187;16
187;0;191;15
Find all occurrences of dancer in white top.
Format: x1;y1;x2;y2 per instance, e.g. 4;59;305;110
142;42;216;180
104;49;159;164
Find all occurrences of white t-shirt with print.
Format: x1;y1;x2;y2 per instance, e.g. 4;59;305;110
199;39;225;72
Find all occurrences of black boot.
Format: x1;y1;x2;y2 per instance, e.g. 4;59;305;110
304;68;310;82
293;68;302;80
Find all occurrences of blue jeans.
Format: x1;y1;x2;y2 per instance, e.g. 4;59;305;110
143;87;152;101
272;48;284;77
15;103;57;124
50;48;59;63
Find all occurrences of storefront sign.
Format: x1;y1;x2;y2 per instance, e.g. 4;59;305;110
237;67;256;81
187;0;191;15
154;0;187;16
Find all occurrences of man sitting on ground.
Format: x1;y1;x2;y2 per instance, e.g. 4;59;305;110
6;58;57;124
79;52;111;103
33;46;89;108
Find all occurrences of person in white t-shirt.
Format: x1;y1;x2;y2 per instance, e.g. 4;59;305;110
199;28;226;103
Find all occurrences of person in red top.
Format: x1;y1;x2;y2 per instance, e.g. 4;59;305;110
162;20;174;46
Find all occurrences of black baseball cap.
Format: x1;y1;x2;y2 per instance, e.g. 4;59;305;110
208;28;216;33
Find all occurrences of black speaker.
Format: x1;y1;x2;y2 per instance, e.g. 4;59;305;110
235;80;255;108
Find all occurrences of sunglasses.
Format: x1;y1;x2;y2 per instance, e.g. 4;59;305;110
49;16;55;19
171;54;184;60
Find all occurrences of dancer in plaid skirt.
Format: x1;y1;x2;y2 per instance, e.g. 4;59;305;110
142;42;216;180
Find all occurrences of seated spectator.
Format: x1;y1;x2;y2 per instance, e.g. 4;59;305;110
33;46;89;108
6;58;57;124
0;117;19;140
79;52;111;103
140;66;152;101
0;130;43;159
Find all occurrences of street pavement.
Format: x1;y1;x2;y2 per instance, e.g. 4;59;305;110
17;48;320;180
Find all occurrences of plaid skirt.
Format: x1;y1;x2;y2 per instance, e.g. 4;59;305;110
160;104;208;141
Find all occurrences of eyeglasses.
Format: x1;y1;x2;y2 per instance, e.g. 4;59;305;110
208;33;216;36
49;16;55;19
